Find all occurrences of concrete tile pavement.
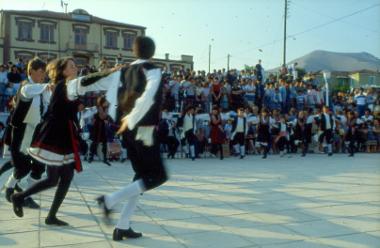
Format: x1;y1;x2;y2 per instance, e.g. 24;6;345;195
0;153;379;248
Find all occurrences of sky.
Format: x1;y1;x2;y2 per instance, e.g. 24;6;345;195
1;0;380;71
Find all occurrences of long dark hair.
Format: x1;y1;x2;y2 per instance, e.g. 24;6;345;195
47;57;75;85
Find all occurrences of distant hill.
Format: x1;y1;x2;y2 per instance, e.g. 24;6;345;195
270;50;380;72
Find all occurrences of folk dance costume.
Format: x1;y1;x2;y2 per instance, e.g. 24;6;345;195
163;118;180;159
345;118;358;157
11;70;120;225
181;111;197;160
0;110;14;177
210;113;224;160
97;59;168;240
276;122;290;157
4;78;51;208
294;117;308;156
257;115;271;159
319;112;335;156
231;115;247;159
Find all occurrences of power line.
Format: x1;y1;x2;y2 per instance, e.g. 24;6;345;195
230;3;380;60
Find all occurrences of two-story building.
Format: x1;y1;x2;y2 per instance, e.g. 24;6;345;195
0;9;193;71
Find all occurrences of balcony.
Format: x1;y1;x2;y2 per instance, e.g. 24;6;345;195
65;41;99;53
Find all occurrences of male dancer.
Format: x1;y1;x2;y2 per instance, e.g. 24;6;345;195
3;57;49;208
231;108;247;159
181;106;197;160
97;36;168;241
319;105;335;156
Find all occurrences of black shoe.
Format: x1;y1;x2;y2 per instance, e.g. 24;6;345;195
113;228;142;241
88;157;93;163
348;153;354;157
220;156;224;160
191;157;195;161
240;155;244;159
96;196;112;224
301;153;306;157
328;153;333;156
11;193;24;217
23;197;40;209
120;158;127;163
5;187;14;203
262;154;267;159
45;216;69;226
14;184;23;193
103;160;111;166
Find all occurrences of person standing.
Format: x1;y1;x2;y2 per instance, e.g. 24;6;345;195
210;107;224;160
97;36;168;241
257;109;271;159
231;108;247;159
318;105;335;156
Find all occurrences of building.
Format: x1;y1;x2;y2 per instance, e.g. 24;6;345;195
303;70;380;92
0;9;193;71
349;70;380;89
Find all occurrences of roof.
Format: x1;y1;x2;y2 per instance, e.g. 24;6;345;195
1;9;146;30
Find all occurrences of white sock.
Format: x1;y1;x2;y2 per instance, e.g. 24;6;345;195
27;175;39;188
5;174;18;188
234;144;239;154
116;194;139;230
240;146;245;156
105;179;145;209
190;145;195;158
328;144;332;153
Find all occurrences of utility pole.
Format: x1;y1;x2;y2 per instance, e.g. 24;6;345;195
64;3;68;14
227;54;230;71
208;44;211;74
283;0;288;66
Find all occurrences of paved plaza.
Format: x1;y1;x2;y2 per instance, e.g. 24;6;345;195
0;153;379;248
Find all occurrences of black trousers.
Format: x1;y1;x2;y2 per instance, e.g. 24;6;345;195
17;163;74;217
10;125;45;181
124;129;168;191
165;136;179;157
233;132;245;146
277;136;288;151
319;129;333;144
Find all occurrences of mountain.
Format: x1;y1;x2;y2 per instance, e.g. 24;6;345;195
270;50;380;72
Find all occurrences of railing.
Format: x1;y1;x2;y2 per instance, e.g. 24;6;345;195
65;42;99;52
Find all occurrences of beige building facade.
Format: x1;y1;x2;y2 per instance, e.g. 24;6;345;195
0;9;193;71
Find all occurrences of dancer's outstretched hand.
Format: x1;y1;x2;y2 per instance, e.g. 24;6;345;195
117;117;128;135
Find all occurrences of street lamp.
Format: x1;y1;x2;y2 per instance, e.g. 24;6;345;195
323;70;331;107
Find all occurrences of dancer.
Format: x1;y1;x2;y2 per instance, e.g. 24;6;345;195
4;58;49;208
11;57;121;226
319;105;335;156
345;111;358;157
231;107;247;159
181;105;197;160
97;36;168;241
257;108;271;159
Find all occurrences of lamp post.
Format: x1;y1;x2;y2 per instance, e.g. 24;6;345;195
323;71;331;107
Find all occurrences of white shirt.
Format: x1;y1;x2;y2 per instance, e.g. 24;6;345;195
0;71;8;84
183;114;194;133
323;113;332;129
236;117;244;133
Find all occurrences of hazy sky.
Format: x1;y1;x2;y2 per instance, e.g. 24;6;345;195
1;0;380;70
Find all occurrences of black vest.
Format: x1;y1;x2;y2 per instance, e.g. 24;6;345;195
320;113;333;131
119;62;163;128
10;80;33;128
231;116;246;133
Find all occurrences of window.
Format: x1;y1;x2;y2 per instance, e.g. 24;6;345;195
18;22;33;40
40;24;54;42
123;33;136;50
105;31;118;49
74;28;87;45
368;76;375;85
